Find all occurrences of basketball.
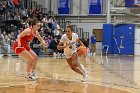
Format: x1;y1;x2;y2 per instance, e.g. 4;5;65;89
77;46;87;56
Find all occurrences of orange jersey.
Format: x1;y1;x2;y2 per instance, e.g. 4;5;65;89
13;28;36;54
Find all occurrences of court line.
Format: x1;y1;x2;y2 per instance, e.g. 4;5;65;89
89;57;138;87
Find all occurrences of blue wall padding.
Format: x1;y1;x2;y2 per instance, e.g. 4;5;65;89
102;24;114;54
103;24;135;55
113;24;135;55
125;0;135;7
89;0;102;14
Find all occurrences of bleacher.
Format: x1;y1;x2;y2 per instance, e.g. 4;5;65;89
0;0;90;57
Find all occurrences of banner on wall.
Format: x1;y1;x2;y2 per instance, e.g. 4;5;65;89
125;0;140;7
58;0;70;15
89;0;102;14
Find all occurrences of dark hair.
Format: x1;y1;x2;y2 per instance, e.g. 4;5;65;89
29;18;39;26
67;25;73;31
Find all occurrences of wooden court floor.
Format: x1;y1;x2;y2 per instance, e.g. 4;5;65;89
0;55;140;93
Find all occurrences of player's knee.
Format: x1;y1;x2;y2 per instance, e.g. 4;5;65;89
28;57;34;63
72;63;77;67
71;64;77;70
71;66;75;70
34;55;38;61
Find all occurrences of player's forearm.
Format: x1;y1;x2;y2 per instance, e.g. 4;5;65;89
39;38;44;44
57;45;67;50
79;40;85;46
17;35;21;45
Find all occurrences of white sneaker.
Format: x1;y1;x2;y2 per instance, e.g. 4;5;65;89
53;52;57;58
30;72;38;79
81;74;88;82
80;64;88;75
25;75;36;81
80;64;88;82
25;73;37;81
93;52;96;57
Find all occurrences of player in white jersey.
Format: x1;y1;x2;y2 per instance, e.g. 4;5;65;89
57;25;87;82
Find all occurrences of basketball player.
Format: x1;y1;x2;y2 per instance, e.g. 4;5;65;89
90;32;96;57
13;18;46;80
57;25;88;82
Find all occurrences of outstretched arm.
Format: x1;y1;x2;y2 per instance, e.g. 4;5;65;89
36;31;46;46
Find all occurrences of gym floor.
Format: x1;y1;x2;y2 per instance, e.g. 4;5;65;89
0;55;140;93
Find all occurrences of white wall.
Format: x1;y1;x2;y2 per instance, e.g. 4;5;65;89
81;0;89;15
103;0;107;14
134;25;140;80
52;0;58;14
72;0;81;15
32;0;48;8
74;23;103;53
74;23;103;36
135;25;140;55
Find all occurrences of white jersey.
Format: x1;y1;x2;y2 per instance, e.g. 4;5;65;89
60;33;79;58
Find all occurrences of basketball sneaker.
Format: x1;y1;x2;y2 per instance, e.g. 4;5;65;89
80;64;88;82
25;74;36;81
25;71;37;81
30;71;38;79
81;74;88;82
